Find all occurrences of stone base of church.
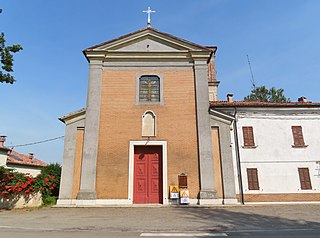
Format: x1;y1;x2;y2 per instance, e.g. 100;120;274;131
222;198;239;205
56;199;77;206
199;190;218;199
198;198;221;205
56;199;134;207
56;198;229;207
77;190;96;200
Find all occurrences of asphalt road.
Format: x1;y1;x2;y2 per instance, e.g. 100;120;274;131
0;204;320;237
0;229;319;238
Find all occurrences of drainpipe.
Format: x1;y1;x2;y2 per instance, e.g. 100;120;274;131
233;108;244;204
216;127;225;204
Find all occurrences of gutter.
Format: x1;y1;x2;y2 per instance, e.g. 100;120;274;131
6;161;45;168
233;107;244;204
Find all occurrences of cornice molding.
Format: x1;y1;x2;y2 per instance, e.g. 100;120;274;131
59;108;86;125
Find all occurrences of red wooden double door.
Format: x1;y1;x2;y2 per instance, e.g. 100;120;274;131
133;146;163;204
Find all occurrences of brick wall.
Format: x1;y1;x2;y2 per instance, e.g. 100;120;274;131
96;69;200;199
72;128;84;199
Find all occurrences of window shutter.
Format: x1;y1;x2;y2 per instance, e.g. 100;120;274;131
247;168;259;190
292;126;305;146
298;168;312;190
242;126;255;147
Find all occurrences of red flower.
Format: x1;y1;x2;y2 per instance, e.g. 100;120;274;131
50;186;54;190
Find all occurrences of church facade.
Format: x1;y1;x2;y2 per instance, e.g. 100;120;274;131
57;27;320;206
57;27;231;206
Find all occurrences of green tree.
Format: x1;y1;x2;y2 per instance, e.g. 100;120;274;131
244;86;290;102
0;32;23;84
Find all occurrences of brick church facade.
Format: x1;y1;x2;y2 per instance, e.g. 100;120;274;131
57;27;229;206
57;26;320;206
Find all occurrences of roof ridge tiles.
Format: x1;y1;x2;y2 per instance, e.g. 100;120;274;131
210;101;320;107
7;150;47;167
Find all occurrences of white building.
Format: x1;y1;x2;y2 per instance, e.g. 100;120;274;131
0;136;46;177
211;96;320;204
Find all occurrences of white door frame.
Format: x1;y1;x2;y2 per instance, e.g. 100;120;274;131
128;140;168;204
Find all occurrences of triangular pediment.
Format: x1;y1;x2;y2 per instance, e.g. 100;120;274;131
110;36;182;52
85;27;212;53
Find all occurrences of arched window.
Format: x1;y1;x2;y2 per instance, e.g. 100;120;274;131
139;75;160;102
142;111;156;137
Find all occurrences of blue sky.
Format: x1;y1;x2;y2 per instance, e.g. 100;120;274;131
1;1;319;163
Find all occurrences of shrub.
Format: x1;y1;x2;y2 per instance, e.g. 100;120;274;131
38;163;61;204
0;166;37;198
0;163;61;206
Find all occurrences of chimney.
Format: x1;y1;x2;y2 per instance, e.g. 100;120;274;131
0;136;6;148
227;94;234;103
29;153;34;160
298;96;307;103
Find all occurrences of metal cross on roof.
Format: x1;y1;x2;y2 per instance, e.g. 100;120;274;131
143;7;156;27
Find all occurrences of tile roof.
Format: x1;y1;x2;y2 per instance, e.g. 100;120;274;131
210;101;320;107
6;150;47;167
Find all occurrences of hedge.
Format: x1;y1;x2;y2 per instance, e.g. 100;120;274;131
0;163;61;206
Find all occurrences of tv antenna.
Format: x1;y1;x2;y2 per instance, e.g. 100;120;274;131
246;54;256;88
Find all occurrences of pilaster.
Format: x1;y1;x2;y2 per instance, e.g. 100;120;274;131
77;59;103;200
193;58;218;203
58;124;76;199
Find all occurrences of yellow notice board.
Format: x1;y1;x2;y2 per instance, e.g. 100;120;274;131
179;189;190;204
169;186;179;199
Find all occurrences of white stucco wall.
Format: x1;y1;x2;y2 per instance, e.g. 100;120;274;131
0;192;42;209
230;121;241;195
5;164;42;177
235;109;320;194
0;150;7;166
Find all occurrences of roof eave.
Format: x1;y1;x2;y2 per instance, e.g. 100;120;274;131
210;102;320;108
59;108;86;124
6;161;46;168
0;147;11;152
